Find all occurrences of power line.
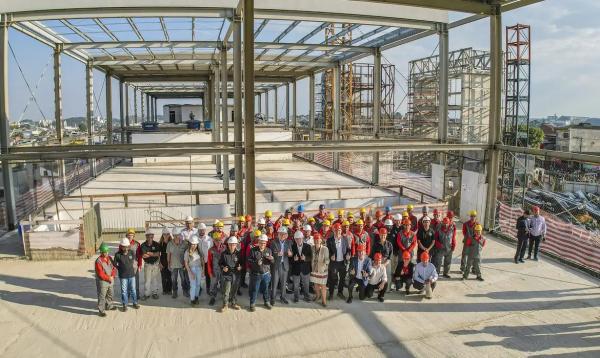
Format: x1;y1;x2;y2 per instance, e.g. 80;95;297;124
8;42;49;121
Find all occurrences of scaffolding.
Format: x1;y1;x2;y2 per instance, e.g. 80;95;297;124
500;24;532;206
408;47;491;144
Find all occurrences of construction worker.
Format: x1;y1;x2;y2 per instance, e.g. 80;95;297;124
197;223;211;295
125;228;143;299
334;209;345;226
180;216;197;242
416;217;435;264
527;206;547;261
371;227;393;292
291;204;306;224
346;244;372;303
417;206;430;232
433;217;456;278
167;230;189;298
359;207;368;223
184;235;204;306
461;210;478;274
264;210;274;226
327;223;351;300
207;231;227;306
366;253;388;302
515;209;530;263
229;224;240;242
114;237;140;311
384;206;393;221
431;209;442;233
302;224;314;246
237;216;248;238
319;219;332;241
270;226;292;305
347;212;356;230
407;204;418;232
307;217;317;232
291;230;312;302
158;228;172;295
373;210;385;230
393;251;414;294
218;236;242;312
95;243;116;317
140;230;161;300
396;218;417;260
389;214;403;286
248;234;273;311
462;224;486;281
413;251;438;299
352;219;372;256
313;204;328;230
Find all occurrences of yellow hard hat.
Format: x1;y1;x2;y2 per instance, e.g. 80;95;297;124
356;219;364;225
126;228;136;235
216;221;224;228
474;224;483;232
347;212;354;218
360;208;366;214
342;220;350;226
253;229;262;237
327;213;335;220
265;210;273;218
407;204;414;211
469;210;478;217
283;218;291;226
337;209;345;216
212;231;223;239
238;216;246;222
323;220;331;226
308;217;316;223
402;211;409;218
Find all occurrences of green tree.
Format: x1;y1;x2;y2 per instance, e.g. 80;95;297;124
78;122;87;132
517;124;544;148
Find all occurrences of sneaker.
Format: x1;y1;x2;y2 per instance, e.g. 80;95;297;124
476;276;485;281
98;311;107;317
132;303;140;309
346;297;353;304
219;305;227;313
249;305;256;312
377;297;384;303
121;304;128;312
264;302;272;310
209;297;216;306
280;297;289;304
230;303;241;310
337;292;346;300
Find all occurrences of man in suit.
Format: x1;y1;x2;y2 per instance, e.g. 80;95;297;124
270;226;292;305
290;230;312;302
346;244;373;303
326;224;351;300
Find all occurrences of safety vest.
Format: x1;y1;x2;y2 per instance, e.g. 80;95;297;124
437;229;453;253
95;256;114;279
398;231;415;252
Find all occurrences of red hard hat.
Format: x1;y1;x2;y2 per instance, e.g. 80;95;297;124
245;215;253;222
332;223;342;230
356;244;366;252
375;210;382;217
402;251;411;260
401;218;411;226
433;209;439;215
446;210;454;218
420;251;430;262
442;217;450;225
379;227;388;235
373;253;383;261
313;233;322;241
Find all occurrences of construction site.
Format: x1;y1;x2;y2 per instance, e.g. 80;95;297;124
0;1;599;357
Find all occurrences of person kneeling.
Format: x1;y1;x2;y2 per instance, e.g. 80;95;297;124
346;244;372;304
393;251;414;295
412;251;438;299
365;253;387;302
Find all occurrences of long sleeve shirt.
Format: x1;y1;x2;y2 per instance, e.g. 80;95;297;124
529;215;547;237
413;262;438;284
368;264;387;285
95;256;116;283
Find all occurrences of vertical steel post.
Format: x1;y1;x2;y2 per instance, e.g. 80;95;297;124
233;13;244;215
214;65;222;175
243;0;256;216
124;84;130;143
438;23;449;144
309;73;315;140
485;4;502;230
119;79;125;143
0;16;16;229
140;91;144;124
54;45;67;194
133;87;138;124
285;83;290;130
274;86;278;124
333;63;341;171
292;80;297;130
265;90;269;123
85;60;96;177
154;97;158;122
105;72;113;144
257;93;261;114
372;48;382;185
221;45;230;191
145;93;150;122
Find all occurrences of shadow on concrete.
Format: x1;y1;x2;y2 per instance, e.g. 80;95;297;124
0;289;97;316
0;231;25;258
451;321;600;355
0;274;97;299
466;287;600;300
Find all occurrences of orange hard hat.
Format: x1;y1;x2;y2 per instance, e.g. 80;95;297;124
402;251;411;260
420;251;430;261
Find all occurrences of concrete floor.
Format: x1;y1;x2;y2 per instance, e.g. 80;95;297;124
0;234;598;357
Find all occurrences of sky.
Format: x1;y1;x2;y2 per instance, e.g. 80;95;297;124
6;0;600;121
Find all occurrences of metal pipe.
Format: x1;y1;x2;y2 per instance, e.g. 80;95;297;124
244;0;256;216
233;13;244;215
372;48;381;185
309;73;315;140
105;72;113;144
333;63;341;170
221;45;230;191
485;4;502;230
133;87;138;124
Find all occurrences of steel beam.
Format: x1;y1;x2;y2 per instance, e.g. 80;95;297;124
221;46;230;192
85;60;96;177
292;80;297;130
285;83;290;130
333;64;341;171
497;145;600;165
265;89;270;122
214;65;221;174
372;48;381;185
274;86;278;123
124;83;130;143
105;72;113;144
53;45;68;194
119;80;125;143
244;0;257;216
438;23;449;144
233;13;244;215
351;0;492;14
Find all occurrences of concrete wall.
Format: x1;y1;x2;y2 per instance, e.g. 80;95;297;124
459;169;487;224
556;127;600;153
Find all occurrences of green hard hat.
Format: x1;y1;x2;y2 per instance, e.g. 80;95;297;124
99;243;110;253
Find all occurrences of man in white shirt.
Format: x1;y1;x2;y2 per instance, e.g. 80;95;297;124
413;251;438;299
197;223;213;292
180;216;198;243
527;206;547;261
366;253;387;302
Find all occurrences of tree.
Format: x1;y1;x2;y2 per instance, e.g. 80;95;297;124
517;124;544;148
78;122;87;132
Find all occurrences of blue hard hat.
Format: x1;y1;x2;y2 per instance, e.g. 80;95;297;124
385;206;392;212
319;204;326;210
297;204;305;212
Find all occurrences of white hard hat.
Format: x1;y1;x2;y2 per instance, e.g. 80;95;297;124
394;213;402;221
189;235;200;245
303;224;312;231
145;230;154;236
172;228;182;236
120;238;130;246
384;219;393;226
259;234;269;242
258;218;266;225
198;223;207;230
162;227;171;235
227;236;239;244
185;216;194;222
294;231;304;240
422;216;431;222
277;226;288;234
214;219;220;225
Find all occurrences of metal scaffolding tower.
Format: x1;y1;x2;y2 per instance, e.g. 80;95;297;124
500;24;532;206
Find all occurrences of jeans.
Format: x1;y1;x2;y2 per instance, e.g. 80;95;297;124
160;266;172;293
120;276;137;305
188;265;202;300
249;272;271;305
171;267;188;296
515;237;528;261
528;235;542;258
143;262;160;297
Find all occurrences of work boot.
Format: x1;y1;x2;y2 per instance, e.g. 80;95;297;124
172;292;178;299
237;289;243;296
121;304;128;312
249;304;256;312
152;294;159;299
270;299;275;306
534;257;539;261
219;305;228;313
519;259;525;263
346;297;353;304
133;303;140;309
230;303;241;310
476;276;484;281
209;297;216;306
526;255;531;260
264;302;272;310
241;282;249;288
141;295;148;301
443;274;451;278
405;289;410;295
108;305;117;311
303;296;311;302
280;297;289;304
98;311;107;317
378;297;384;303
293;296;299;303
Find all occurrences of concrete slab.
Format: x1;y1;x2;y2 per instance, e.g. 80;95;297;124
0;234;598;357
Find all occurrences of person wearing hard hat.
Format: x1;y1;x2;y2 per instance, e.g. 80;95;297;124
352;219;371;257
114;238;140;311
141;230;161;300
433;217;456;278
264;210;274;226
371;227;393;292
237;216;248;238
515;209;530;264
393;251;415;294
527;205;546;261
244;215;254;233
218;236;242;312
184;235;205;305
270;226;292;305
373;210;385;231
307;217;317;234
334;209;345;226
462;224;486;281
396;218;417;260
384;206;393;221
158;228;173;295
446;211;457;249
346;244;373;303
359;208;368;223
167;230;189;299
95;243;117;317
416;217;435;264
197;223;211;295
413;251;438;299
431;209;442;234
125;228;143;299
229;224;240;241
389;214;404;286
302;224;314;246
181;216;197;242
364;215;376;236
366;253;388;302
346;212;356;229
313;204;328;230
319;219;332;241
461;210;479;274
207;231;227;306
239;222;255;289
407;204;418;232
248;234;274;311
208;220;225;240
326;223;351;300
417;206;431;232
290;230;312;303
291;204;306;224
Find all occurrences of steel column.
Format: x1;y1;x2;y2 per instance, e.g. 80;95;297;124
285;83;290;130
485;4;502;230
257;93;261;114
124;84;130;143
265;89;269;122
214;65;222;175
145;93;150;122
119;80;125;143
244;0;256;216
372;48;382;185
0;18;16;229
333;64;341;171
233;13;244;215
438;23;449;143
140;91;144;124
309;73;315;140
105;72;113;144
292;80;297;130
221;46;230;191
54;45;68;194
85;60;96;177
154;97;158;122
274;86;278;123
133;87;138;124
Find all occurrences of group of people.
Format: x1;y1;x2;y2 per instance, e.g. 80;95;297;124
514;205;547;263
94;204;488;316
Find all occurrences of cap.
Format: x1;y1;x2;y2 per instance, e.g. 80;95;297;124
420;251;430;262
212;231;223;240
303;224;312;231
278;226;288;234
373;253;383;261
282;218;290;226
238;215;246;222
332;223;342;230
433;209;439;215
532;205;540;212
356;219;364;225
120;238;130;247
319;204;326;210
469;210;478;217
474;224;483;232
259;234;269;242
265;210;273;218
126;228;136;235
227;237;239;245
185;216;194;222
99;243;110;253
258;218;266;225
198;223;207;230
145;230;154;236
216;221;224;228
402;251;411;260
375;209;382;217
323;220;331;226
297;204;305;213
379;227;388;235
266;222;274;227
384;219;393;226
422;216;431;222
189;235;200;245
294;231;304;240
446;210;454;218
356;244;366;252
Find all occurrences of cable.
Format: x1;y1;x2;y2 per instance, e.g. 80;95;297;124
8;43;48;121
17;53;52;122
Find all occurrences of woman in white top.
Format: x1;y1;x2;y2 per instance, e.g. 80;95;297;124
184;235;204;306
